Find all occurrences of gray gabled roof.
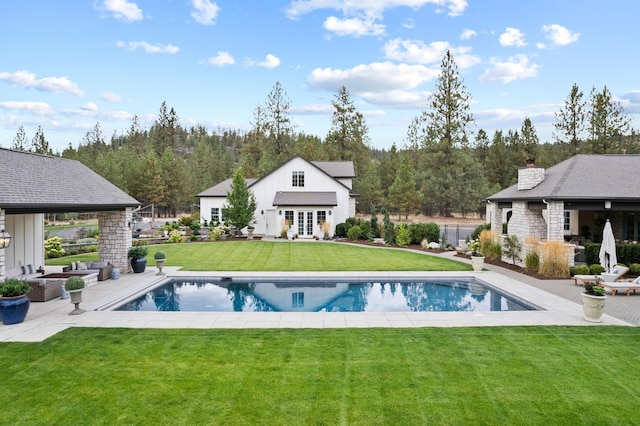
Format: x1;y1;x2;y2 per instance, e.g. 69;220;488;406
0;148;140;213
311;161;355;178
196;155;354;198
273;191;337;206
196;178;259;197
487;154;640;202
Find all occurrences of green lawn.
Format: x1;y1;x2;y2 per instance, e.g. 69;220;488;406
2;327;639;424
47;240;471;271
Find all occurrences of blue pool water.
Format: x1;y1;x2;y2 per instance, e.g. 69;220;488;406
115;278;538;313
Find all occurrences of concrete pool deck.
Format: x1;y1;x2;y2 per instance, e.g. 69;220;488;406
1;254;634;342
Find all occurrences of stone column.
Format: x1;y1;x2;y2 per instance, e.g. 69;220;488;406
98;208;132;272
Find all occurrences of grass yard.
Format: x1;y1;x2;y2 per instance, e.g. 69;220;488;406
47;240;470;271
2;326;640;424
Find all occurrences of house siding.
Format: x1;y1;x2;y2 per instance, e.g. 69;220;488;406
200;157;354;238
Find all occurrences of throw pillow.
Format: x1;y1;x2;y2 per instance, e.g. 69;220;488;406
70;261;78;271
22;264;34;275
77;262;87;270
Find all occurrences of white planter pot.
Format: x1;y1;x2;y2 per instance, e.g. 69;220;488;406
581;293;606;322
471;256;485;272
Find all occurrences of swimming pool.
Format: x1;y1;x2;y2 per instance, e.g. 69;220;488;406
114;277;539;313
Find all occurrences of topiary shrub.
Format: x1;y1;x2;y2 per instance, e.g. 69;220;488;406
64;276;85;291
0;278;31;297
571;265;590;276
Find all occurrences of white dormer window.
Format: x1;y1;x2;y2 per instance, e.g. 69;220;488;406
292;171;304;187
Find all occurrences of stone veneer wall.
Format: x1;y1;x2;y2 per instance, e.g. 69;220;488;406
98;208;132;272
517;166;545;190
0;209;5;280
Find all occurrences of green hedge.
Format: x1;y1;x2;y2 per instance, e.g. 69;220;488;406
585;242;640;266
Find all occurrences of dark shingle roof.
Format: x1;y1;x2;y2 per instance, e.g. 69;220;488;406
0;148;140;213
487;154;640;202
311;161;355;178
273;191;337;206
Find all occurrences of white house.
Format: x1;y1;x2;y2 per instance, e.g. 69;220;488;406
197;156;356;238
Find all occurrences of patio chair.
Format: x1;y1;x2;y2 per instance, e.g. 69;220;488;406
572;265;629;286
599;276;640;296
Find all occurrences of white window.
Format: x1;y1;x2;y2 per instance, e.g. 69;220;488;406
317;210;326;225
211;208;225;224
564;210;570;232
292;171;304;187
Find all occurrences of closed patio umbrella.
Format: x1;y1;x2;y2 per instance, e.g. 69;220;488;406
599;219;617;273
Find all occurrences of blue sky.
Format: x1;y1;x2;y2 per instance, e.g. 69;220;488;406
1;0;639;153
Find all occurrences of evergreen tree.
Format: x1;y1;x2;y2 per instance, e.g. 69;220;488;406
326;85;371;176
412;50;474;216
265;81;294;160
11;126;28;151
554;83;586;155
588;86;631;154
222;167;257;232
30;126;52;155
387;155;421;219
520;118;539;161
381;206;394;245
486;130;511;187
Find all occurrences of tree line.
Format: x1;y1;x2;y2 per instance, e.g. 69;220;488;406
9;51;638;219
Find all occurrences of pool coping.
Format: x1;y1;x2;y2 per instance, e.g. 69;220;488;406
1;267;631;342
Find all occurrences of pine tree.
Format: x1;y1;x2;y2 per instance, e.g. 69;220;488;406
588;86;631;154
265;81;294;160
387;155;421;219
554;83;586;155
30;126;52;155
11;126;28;151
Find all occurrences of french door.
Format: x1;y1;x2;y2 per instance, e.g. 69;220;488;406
297;211;314;237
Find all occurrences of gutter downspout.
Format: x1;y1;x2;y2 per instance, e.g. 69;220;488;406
543;199;549;241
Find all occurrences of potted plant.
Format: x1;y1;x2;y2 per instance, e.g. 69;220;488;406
65;276;85;315
0;278;32;325
247;225;255;240
154;251;166;275
128;245;149;273
582;280;606;322
468;239;484;272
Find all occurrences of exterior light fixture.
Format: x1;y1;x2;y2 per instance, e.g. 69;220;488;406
0;229;12;248
605;201;612;209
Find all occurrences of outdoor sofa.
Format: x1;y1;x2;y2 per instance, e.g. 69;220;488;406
62;261;114;281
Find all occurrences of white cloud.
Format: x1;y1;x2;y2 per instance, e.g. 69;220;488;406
323;16;385;37
0;101;53;115
247;54;281;69
541;24;580;47
116;41;179;54
98;0;143;22
285;0;468;19
102;92;123;102
81;102;98;112
0;70;84;96
383;39;480;68
208;51;235;66
358;90;432;108
191;0;220;26
308;62;439;93
479;55;540;83
499;27;526;47
460;28;476;40
291;104;333;115
402;18;415;29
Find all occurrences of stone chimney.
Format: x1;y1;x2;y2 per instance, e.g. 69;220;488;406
518;159;545;190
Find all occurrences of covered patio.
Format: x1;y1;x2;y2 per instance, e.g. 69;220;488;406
0;148;140;280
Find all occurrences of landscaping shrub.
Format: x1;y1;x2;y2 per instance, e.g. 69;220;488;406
502;234;522;265
359;221;372;241
408;223;440;245
629;263;640;276
168;229;182;243
395;224;411;247
589;264;605;275
472;223;490;240
345;217;357;229
617;243;640;266
479;229;501;260
584;243;600;266
335;223;348;238
44;236;65;258
539;241;571;278
347;225;363;241
571;265;590;276
525;251;540;272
